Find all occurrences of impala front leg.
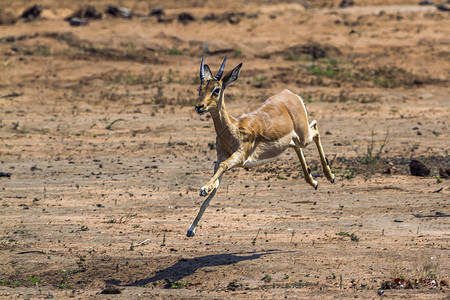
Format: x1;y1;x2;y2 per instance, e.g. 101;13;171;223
187;174;222;237
187;151;245;237
199;151;244;197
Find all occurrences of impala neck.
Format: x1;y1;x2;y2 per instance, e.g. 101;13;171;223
210;93;237;148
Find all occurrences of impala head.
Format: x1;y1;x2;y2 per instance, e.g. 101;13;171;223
195;55;242;115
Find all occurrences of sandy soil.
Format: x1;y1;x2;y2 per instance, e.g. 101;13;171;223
0;0;449;299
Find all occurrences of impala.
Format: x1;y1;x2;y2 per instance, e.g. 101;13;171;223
187;55;335;237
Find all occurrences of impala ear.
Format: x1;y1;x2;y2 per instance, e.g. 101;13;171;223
222;63;242;90
203;64;213;80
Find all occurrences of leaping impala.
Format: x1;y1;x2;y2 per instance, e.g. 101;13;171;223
187;55;335;237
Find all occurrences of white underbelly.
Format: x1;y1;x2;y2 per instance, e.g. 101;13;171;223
242;131;297;168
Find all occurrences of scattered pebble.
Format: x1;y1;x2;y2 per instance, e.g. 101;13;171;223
20;5;42;21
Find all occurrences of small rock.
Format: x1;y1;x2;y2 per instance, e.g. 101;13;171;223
83;6;102;19
339;0;355;8
65;6;102;21
106;5;133;18
69;18;89;26
377;289;385;295
437;3;450;11
178;12;195;24
20;5;42;20
419;0;433;5
439;167;450;178
416;131;422;136
0;172;12;178
409;159;430;177
148;6;164;17
227;12;243;24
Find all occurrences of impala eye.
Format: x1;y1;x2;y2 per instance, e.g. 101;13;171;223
212;88;220;96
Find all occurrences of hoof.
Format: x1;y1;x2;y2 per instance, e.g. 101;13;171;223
314;182;319;190
199;187;208;197
187;227;196;237
331;175;335;184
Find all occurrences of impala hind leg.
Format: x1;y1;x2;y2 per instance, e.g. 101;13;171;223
294;147;319;190
309;120;335;183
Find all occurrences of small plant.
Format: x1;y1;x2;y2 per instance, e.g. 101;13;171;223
253;74;267;87
234;49;243;56
77;256;87;272
287;52;300;61
29;276;41;287
390;106;399;114
125;43;136;58
352;127;389;165
307;65;337;77
132;224;140;228
165;279;187;289
168;47;183;55
324;58;340;66
58;269;73;289
100;117;124;130
80;225;89;231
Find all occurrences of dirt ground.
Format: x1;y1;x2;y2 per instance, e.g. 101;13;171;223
0;0;449;299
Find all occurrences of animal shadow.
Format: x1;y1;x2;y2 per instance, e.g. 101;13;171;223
106;249;288;288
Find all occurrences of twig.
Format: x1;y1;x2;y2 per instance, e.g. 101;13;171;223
16;250;46;254
161;234;166;247
432;187;443;193
413;212;450;218
135;239;151;247
375;128;389;159
105;119;124;130
1;92;23;98
252;229;261;245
